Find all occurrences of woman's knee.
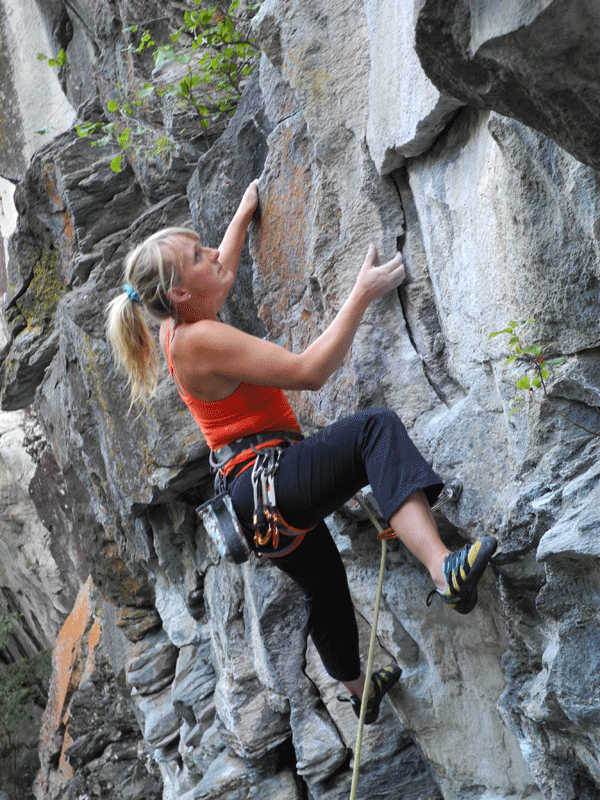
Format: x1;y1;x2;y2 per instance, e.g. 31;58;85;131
357;407;406;440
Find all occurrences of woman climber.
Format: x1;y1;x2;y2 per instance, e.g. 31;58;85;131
106;179;497;724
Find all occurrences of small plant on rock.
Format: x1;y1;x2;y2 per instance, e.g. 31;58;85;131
489;317;599;437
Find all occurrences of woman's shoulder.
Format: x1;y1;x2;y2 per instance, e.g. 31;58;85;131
174;318;227;351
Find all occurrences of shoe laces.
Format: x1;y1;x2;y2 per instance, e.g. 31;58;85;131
442;543;470;587
426;544;470;607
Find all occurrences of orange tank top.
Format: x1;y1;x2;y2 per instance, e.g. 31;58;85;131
165;321;301;453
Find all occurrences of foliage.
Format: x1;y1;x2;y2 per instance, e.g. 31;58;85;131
39;1;261;173
132;0;261;123
489;318;599;437
489;318;567;416
37;49;68;68
0;613;19;650
0;613;52;759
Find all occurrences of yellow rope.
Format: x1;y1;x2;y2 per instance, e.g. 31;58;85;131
349;493;390;800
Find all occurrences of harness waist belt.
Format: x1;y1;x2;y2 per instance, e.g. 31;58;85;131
209;430;303;471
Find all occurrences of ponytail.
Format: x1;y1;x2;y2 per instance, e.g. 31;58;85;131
106;293;162;405
105;227;200;406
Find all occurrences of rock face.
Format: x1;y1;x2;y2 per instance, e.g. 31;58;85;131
1;1;600;799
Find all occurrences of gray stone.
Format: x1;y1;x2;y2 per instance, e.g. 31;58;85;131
125;629;178;696
0;0;76;182
364;0;462;173
0;408;77;657
415;0;600;173
181;750;302;800
243;558;348;784
172;643;217;724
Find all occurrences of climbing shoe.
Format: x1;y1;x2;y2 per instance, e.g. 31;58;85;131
427;536;497;614
339;665;402;725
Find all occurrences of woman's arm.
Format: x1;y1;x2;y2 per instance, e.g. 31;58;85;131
180;245;405;392
218;180;259;279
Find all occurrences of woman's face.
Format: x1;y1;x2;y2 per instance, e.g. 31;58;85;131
172;235;233;301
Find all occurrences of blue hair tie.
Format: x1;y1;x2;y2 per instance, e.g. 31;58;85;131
124;284;141;304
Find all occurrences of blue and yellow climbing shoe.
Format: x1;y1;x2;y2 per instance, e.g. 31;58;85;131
340;665;402;725
427;536;497;614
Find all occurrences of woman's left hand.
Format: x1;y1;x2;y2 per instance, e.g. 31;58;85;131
239;179;259;218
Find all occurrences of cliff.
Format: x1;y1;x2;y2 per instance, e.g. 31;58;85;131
1;1;600;799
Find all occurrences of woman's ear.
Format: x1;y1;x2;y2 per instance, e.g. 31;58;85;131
167;285;189;303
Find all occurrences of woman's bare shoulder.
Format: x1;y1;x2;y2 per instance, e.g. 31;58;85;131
176;318;249;352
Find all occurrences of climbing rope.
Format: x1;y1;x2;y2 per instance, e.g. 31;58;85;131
349;493;392;800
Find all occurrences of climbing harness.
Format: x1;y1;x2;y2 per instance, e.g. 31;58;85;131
348;480;462;800
196;431;307;562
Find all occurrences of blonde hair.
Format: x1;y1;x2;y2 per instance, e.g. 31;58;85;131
106;227;200;405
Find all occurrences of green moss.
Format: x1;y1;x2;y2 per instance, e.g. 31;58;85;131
17;249;65;331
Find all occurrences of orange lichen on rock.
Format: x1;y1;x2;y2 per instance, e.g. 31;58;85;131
34;577;101;800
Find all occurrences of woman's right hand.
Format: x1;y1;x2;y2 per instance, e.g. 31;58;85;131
355;245;405;303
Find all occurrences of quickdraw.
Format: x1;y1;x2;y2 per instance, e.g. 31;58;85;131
251;445;285;550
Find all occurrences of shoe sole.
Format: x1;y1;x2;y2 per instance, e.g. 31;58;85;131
442;536;497;614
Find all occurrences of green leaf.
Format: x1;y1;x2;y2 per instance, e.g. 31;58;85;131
152;135;171;156
522;344;542;356
540;368;549;379
508;397;524;417
503;355;519;365
110;154;124;173
154;46;177;68
137;85;155;100
107;100;119;112
76;122;100;137
488;328;514;339
532;377;541;388
118;128;131;147
516;376;530;390
545;357;567;367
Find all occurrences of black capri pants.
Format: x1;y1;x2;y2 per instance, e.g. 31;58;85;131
229;408;443;682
